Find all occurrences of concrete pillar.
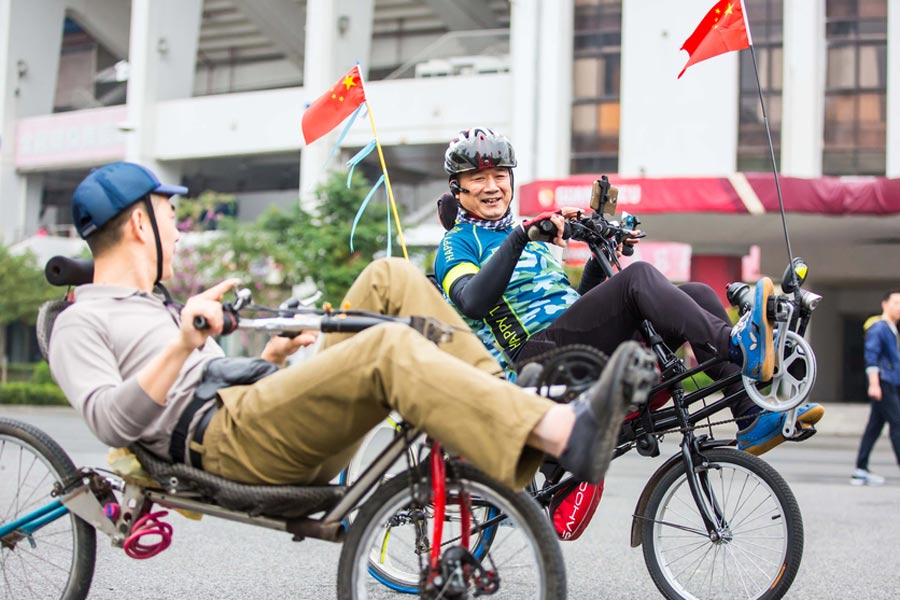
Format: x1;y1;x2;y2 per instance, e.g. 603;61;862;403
887;0;900;177
124;0;202;184
782;0;825;177
299;0;374;209
510;0;573;212
0;0;65;242
534;0;573;182
509;0;540;214
619;0;740;177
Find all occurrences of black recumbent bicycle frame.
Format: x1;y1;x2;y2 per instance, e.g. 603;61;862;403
517;178;821;546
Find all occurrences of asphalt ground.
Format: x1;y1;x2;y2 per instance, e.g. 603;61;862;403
2;403;899;599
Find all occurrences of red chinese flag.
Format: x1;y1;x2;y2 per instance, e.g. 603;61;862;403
301;65;367;145
678;0;751;79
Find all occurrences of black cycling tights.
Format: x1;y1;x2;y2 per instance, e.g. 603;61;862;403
519;262;755;418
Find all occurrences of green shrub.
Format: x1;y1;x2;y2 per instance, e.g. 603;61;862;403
30;361;54;384
2;363;37;383
0;383;68;406
680;371;715;393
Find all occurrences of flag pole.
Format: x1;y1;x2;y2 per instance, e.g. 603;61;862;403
742;0;800;292
363;103;409;259
354;66;408;259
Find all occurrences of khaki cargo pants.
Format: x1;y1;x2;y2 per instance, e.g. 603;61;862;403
199;258;552;490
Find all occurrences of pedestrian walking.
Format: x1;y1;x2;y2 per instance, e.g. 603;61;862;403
852;289;900;485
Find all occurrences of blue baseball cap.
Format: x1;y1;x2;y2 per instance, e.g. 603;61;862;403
72;161;188;239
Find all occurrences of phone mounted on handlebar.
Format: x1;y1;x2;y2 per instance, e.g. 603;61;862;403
566;175;644;278
590;175;619;216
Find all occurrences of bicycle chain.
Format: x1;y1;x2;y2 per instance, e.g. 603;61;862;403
649;414;746;438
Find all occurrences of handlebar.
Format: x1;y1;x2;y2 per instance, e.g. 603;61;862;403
566;210;644;278
527;219;573;242
193;310;239;335
193;306;455;345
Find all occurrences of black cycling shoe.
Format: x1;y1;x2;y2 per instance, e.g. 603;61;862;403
558;341;657;484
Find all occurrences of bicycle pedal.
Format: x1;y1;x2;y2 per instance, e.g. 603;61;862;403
786;424;817;442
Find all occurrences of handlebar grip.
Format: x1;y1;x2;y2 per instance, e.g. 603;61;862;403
621;244;635;257
526;220;572;242
222;311;238;335
527;219;555;241
192;311;239;335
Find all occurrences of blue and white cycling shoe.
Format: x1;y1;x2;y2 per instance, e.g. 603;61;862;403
731;277;776;382
736;403;825;455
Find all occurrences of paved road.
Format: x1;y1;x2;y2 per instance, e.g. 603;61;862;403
2;405;899;599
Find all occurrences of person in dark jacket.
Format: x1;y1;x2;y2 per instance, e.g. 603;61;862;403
852;289;900;485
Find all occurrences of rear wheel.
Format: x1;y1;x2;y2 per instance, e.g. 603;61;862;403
641;448;802;600
337;462;565;599
0;418;96;600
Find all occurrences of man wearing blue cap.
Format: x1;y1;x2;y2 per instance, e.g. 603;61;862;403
47;161;658;490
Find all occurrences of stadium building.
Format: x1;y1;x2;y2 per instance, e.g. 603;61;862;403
2;0;899;402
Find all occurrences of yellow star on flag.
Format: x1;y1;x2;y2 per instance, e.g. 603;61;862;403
343;75;356;90
724;3;733;16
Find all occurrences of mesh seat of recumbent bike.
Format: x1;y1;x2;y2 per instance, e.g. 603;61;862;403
37;295;347;521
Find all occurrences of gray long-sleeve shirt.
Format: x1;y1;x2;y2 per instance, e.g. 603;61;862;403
49;285;224;459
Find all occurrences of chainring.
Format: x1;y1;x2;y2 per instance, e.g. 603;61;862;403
517;344;609;402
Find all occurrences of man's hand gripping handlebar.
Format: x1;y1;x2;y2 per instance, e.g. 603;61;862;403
192;286;455;345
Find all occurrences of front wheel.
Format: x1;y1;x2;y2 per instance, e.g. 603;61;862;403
337;462;565;599
0;418;97;600
641;448;802;600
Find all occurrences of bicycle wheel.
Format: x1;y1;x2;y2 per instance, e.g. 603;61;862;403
0;418;96;600
339;414;418;488
337;462;565;599
340;419;501;593
641;448;802;600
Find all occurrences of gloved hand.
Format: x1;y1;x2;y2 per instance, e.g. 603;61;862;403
522;211;571;243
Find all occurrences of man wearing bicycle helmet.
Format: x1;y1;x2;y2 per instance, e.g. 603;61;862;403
434;127;824;456
48;161;660;491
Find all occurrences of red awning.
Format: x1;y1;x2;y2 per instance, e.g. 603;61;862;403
744;174;900;215
518;174;900;216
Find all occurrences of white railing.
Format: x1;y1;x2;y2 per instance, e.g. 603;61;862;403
384;29;510;80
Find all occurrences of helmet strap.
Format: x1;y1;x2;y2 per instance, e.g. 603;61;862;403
142;195;164;287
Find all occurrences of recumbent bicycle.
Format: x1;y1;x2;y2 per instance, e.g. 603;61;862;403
347;176;821;600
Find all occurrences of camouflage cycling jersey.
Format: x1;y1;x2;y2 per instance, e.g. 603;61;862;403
434;223;580;374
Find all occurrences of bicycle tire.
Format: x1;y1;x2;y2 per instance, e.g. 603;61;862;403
641;448;803;600
339;419;500;594
337;462;566;599
0;418;97;600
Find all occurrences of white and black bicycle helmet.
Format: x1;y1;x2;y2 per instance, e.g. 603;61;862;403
443;127;517;175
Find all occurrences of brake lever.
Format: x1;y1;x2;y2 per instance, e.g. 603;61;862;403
409;316;455;345
232;288;253;311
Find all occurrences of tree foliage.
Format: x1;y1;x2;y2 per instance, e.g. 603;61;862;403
0;245;58;327
171;171;391;306
0;244;60;366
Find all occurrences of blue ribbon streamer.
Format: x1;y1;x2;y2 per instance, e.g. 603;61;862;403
321;103;367;169
345;139;377;188
386;191;392;257
350;174;385;253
